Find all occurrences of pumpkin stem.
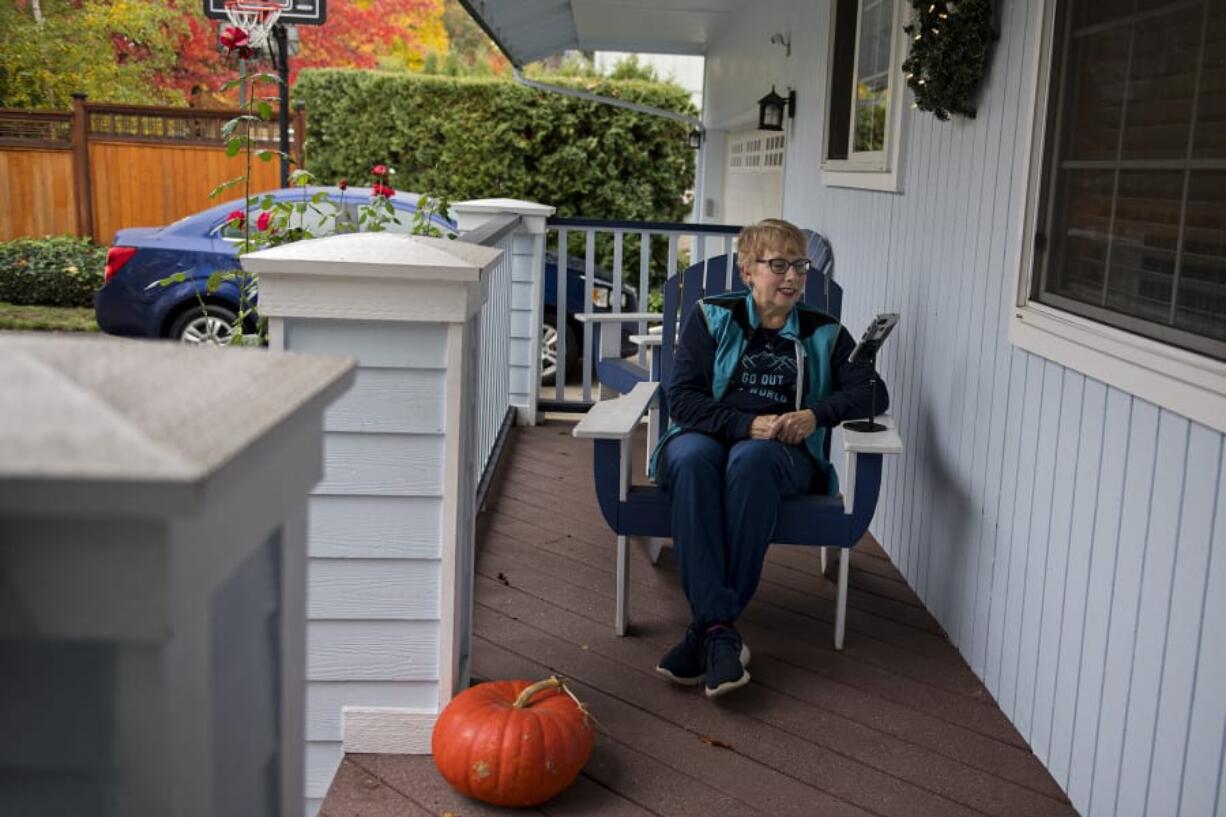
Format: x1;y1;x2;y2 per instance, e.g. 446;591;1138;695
512;676;563;709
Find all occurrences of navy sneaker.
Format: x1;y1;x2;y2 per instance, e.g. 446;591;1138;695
656;623;706;685
704;625;751;698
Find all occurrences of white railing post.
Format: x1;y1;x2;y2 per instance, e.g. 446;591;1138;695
451;198;556;426
0;334;354;817
245;232;502;815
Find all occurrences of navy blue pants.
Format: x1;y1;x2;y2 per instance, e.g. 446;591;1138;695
657;432;816;627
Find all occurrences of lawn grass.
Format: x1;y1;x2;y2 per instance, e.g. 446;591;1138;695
0;302;99;333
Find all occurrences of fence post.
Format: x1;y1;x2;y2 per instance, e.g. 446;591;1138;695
244;232;503;811
451;199;556;426
70;94;94;241
291;105;307;171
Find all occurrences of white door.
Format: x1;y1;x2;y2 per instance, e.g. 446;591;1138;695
721;129;784;226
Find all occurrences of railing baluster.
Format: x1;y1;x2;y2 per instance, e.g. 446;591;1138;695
724;235;734;289
612;230;624;312
555;228;567;402
639;232;651;363
611;229;625;376
582;229;596;403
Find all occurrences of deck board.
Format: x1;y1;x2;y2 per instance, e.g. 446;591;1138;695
322;420;1078;817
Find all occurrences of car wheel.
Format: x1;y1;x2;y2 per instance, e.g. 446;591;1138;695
541;314;579;385
169;303;237;346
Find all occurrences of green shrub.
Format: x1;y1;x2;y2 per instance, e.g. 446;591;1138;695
0;237;106;308
297;70;696;223
297;70;698;288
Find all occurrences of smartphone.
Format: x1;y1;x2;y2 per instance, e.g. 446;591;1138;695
849;313;899;362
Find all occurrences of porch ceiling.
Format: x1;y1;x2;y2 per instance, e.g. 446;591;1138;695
458;0;738;65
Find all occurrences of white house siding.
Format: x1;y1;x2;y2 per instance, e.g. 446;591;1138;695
509;232;538;410
287;319;448;813
703;1;1226;815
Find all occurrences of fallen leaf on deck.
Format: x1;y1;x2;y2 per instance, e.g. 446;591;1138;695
699;735;734;751
496;572;510;586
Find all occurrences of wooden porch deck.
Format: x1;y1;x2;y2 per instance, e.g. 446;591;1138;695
320;419;1079;817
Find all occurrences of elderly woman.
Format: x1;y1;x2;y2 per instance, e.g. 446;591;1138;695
648;218;888;698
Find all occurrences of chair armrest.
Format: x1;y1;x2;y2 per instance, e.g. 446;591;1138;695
839;416;903;515
629;334;663;348
573;312;663;324
841;415;904;454
573;381;660;440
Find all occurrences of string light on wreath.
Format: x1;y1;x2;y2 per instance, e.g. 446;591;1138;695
901;0;997;120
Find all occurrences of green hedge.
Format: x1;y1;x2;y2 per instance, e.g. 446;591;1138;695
296;70;697;223
0;237;106;308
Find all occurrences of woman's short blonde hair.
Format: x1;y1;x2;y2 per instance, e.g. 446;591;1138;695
736;218;807;274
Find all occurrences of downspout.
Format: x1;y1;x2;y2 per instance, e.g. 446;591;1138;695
513;68;707;225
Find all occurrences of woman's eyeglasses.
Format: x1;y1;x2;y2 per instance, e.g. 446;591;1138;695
756;257;812;275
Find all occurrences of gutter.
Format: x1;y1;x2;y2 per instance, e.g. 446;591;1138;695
512;69;703;131
452;2;702;130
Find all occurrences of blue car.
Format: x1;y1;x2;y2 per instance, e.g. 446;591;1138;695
95;186;637;382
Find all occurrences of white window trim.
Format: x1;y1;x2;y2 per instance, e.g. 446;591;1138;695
820;0;909;193
1011;0;1226;434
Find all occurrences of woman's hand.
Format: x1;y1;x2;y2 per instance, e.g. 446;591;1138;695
772;410;816;444
750;414;780;439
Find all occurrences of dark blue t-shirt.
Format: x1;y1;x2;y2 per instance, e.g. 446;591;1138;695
721;327;797;415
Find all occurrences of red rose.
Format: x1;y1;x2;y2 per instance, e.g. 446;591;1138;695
237;46;255;60
256;210;272;231
373;183;395;198
227;209;246;227
219;26;250;52
338;178;349;190
371;164;388;177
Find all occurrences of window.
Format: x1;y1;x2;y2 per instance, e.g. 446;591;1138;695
821;0;908;191
216;200;354;240
1034;0;1225;361
1014;0;1226;433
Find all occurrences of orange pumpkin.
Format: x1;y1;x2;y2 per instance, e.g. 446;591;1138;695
431;676;595;807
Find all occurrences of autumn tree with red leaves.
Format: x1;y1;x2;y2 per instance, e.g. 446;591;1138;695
162;0;445;103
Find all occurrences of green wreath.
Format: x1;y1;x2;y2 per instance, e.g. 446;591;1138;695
901;0;997;120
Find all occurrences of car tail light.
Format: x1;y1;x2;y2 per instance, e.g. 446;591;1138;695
104;246;137;283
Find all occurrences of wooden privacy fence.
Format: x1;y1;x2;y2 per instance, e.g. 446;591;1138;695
0;95;306;244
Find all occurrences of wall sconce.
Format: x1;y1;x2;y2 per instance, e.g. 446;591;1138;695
757;86;796;132
688;128;704;149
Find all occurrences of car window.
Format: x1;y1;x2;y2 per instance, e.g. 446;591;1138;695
216;200;352;239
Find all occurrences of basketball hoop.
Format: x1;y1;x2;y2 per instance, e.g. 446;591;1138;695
223;0;285;49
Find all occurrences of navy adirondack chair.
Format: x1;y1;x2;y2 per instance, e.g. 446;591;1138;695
573;231;903;648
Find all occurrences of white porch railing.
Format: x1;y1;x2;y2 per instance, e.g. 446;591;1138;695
541;217;743;407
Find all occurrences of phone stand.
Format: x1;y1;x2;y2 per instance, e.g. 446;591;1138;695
845;313;897;434
844;347;887;433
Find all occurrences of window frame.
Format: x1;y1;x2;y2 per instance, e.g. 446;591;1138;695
1012;0;1226;433
820;0;909;192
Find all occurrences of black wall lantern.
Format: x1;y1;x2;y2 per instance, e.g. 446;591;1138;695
757;86;796;132
688;128;704;149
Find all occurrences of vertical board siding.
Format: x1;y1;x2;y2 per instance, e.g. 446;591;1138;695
698;0;1226;812
87;143;278;243
0;149;78;240
1151;432;1222;816
1111;413;1191;816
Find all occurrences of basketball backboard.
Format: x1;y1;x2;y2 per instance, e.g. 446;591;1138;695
203;0;325;26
